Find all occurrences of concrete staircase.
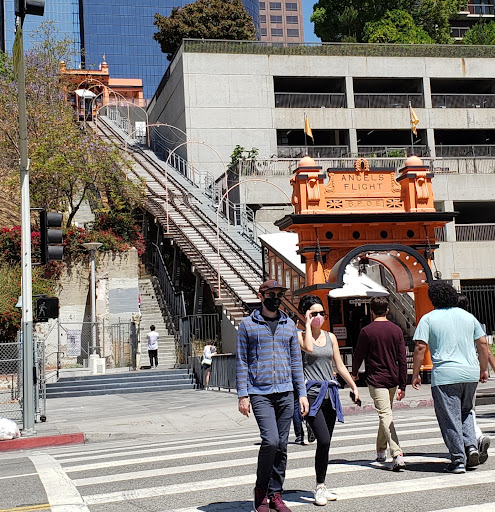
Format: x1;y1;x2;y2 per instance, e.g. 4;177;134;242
45;369;195;398
139;277;177;368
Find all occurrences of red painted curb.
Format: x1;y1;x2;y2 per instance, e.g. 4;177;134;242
0;432;84;452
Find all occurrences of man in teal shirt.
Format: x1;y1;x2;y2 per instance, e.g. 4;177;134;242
412;282;488;474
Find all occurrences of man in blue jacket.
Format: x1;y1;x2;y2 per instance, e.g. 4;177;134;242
237;280;309;512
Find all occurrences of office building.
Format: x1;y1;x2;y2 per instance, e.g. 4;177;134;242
258;0;304;43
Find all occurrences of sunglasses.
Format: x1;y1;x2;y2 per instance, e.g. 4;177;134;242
263;292;285;299
310;311;328;318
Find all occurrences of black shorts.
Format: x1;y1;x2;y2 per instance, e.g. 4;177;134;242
202;363;212;370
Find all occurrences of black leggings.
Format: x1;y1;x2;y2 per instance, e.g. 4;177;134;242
306;395;337;484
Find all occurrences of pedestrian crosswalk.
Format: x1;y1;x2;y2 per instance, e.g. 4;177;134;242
30;407;495;512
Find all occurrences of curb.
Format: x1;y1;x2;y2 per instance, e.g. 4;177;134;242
0;432;85;452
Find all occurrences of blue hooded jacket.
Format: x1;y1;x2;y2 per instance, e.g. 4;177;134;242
236;308;307;398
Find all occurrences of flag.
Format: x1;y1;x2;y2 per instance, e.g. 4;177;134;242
304;115;314;143
410;105;419;136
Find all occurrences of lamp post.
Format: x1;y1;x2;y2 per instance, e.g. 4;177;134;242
82;243;102;357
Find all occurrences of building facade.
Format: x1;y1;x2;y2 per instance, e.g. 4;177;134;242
147;40;495;318
258;0;304;43
451;0;495;39
1;0;260;99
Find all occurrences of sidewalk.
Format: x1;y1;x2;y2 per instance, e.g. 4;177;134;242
2;379;495;451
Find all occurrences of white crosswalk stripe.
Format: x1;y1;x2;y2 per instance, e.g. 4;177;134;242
34;409;495;512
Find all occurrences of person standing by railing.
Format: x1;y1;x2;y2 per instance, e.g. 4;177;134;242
201;342;217;390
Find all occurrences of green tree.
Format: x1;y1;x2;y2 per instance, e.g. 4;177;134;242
363;10;435;44
463;21;495;45
310;0;462;43
153;0;256;61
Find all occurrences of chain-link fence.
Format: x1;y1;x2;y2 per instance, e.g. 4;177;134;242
0;339;22;421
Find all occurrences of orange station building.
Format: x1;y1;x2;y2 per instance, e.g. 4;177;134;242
273;155;456;370
59;59;145;120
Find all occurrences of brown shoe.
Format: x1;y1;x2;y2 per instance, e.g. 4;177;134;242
269;493;292;512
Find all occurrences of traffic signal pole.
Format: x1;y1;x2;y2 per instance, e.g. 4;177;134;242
17;16;36;435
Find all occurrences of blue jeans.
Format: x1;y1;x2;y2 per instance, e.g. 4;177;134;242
250;392;294;494
431;382;478;466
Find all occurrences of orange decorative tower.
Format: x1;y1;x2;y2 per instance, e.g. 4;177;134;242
277;156;456;369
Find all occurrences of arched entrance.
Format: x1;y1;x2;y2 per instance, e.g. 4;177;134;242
276;156;456;369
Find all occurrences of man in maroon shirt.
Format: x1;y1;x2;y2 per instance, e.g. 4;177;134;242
351;296;407;471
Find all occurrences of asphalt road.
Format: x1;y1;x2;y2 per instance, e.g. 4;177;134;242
1;403;495;512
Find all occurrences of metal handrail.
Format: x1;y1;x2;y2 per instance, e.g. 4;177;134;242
432;93;495;109
275;92;346;108
354;93;424;109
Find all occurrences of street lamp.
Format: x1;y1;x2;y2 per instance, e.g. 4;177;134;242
82;242;103;360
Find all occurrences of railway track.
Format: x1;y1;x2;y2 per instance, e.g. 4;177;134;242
92;118;264;322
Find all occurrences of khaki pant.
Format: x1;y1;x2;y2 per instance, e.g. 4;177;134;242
368;385;401;457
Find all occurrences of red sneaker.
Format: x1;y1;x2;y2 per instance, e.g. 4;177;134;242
269;493;292;512
253;487;269;512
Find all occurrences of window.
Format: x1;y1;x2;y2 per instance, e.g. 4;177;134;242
270;258;276;279
286;15;298;24
286;2;297;10
260;14;266;23
293;276;299;291
285;270;291;290
270;2;282;10
277;263;283;283
260;27;267;36
260;1;266;9
270;15;282;23
271;28;283;36
287;28;299;37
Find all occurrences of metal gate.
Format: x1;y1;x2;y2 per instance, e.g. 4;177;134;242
461;284;495;335
0;339;22;421
110;322;134;369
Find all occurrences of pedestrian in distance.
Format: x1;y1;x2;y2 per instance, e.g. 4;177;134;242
147;325;159;369
201;342;217;390
351;296;407;472
412;282;489;474
457;293;491;464
298;294;360;506
236;279;309;512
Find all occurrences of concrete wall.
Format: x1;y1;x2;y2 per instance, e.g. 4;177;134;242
35;249;140;368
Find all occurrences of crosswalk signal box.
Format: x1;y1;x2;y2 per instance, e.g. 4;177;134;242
36;297;59;321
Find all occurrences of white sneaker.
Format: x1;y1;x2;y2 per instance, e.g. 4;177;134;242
376;449;387;462
314;484;327;506
392;453;406;472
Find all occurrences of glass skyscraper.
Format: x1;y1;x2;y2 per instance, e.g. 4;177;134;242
1;0;260;99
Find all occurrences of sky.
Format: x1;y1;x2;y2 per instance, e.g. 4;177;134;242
302;0;319;42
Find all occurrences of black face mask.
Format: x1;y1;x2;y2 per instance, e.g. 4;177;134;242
263;298;281;312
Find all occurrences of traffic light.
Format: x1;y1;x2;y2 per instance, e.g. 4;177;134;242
40;210;64;264
36;297;59;322
14;0;45;18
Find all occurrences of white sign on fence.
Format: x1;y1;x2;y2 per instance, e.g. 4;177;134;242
67;330;82;356
135;122;147;137
333;326;347;340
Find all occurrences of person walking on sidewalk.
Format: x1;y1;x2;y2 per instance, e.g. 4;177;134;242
412;282;489;474
147;325;159;368
298;295;360;506
236;279;309;512
201;342;217;390
351;296;407;471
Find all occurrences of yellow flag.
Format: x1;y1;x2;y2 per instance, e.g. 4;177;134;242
304;115;314;143
13;26;21;80
410;105;419;136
